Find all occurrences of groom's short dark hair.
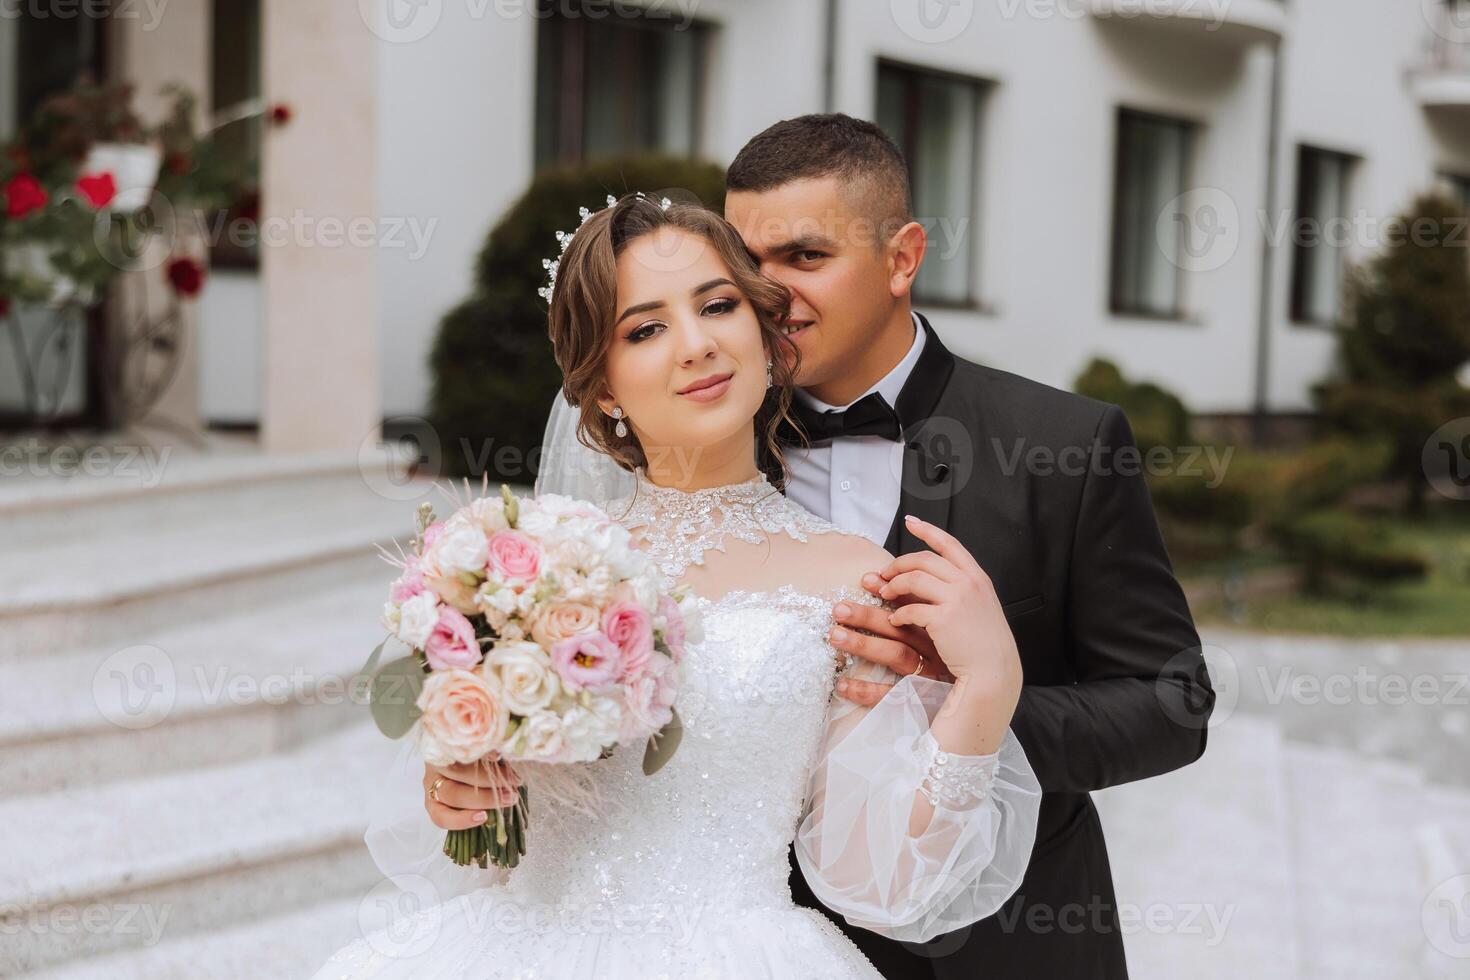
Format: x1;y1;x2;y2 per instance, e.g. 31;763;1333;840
726;113;913;244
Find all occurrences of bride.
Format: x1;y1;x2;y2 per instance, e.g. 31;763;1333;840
312;193;1040;979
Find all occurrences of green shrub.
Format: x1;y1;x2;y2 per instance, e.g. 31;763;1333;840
1073;357;1191;454
428;156;729;478
1271;509;1428;593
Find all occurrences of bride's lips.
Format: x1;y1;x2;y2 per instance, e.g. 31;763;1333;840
677;372;733;403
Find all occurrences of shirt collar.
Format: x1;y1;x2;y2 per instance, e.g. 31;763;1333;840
794;311;927;413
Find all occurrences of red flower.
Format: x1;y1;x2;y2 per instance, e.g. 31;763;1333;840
269;103;292;126
75;171;117;208
166;256;206;298
4;173;49;219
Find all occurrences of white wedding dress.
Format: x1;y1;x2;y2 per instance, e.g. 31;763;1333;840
311;467;1040;979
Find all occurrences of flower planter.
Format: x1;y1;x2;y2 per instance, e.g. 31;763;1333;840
80;142;161;213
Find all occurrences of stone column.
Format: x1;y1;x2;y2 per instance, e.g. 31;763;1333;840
258;0;380;453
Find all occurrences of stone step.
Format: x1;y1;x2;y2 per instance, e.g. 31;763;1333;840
0;446;413;517
1283;743;1427;980
1092;714;1298;980
0;722;395;975
0;566;395;796
24;893;374;980
0;470;432;660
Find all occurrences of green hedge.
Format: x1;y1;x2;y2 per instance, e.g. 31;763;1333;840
428;156;729;479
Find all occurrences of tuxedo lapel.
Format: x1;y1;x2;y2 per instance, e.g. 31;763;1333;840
883;312;960;555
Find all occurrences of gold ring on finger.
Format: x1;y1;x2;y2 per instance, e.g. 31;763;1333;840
429;775;446;803
910;654;925;677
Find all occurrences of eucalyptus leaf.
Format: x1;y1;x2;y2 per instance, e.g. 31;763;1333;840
361;637;388;679
642;707;683;776
369;655;426;739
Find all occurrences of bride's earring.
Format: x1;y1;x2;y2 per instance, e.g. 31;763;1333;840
611;406;627;438
765;359;773;389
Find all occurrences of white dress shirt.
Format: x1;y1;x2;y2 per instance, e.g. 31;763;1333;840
783;312;927;547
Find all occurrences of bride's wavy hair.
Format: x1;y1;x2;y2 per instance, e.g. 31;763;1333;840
545;193;805;488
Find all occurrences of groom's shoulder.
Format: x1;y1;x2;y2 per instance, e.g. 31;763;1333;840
945;354;1117;443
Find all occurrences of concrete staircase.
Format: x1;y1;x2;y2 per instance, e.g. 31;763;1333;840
1095;629;1470;980
0;450;441;978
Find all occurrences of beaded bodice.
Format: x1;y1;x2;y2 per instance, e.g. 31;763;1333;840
603;467;838;582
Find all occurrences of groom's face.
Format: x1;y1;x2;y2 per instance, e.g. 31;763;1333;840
725;177;899;392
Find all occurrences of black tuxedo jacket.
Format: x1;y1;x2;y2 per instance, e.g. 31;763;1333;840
781;313;1215;979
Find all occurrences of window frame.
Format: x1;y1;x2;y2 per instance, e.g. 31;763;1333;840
1289;144;1356;329
874;58;987;311
1107;105;1196;323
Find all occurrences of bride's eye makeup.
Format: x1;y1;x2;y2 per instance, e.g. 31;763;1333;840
701;296;740;316
627;320;666;343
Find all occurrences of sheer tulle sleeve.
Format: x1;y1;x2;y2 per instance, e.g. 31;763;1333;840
363;738;511;908
793;655;1042;943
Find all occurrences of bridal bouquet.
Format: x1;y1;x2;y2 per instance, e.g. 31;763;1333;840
362;485;698;869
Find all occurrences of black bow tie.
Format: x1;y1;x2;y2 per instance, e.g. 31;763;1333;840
787;391;903;443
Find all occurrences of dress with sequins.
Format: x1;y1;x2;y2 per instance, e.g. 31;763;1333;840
311;469;1040;980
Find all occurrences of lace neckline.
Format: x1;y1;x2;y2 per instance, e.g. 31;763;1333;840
607;466;838;582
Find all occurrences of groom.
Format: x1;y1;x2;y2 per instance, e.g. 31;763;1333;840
722;114;1214;979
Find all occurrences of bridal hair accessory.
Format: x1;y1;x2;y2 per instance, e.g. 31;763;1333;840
612;405;627;438
766;358;773;389
538;192;674;303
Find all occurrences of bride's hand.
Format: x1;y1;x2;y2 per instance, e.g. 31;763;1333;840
423;756;522;831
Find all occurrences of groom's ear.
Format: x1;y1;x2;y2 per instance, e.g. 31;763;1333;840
886;220;928;299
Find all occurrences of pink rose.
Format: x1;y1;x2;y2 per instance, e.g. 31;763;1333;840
415;669;507;766
390;559;426;602
424;607;481;671
422;522;445;548
550;631;622;691
488;530;542;582
603;601;654;681
657;595;685;663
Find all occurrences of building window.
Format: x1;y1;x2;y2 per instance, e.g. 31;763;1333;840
209;0;262;270
1109;108;1193;319
534;1;706;169
1290;146;1354;326
875;61;985;307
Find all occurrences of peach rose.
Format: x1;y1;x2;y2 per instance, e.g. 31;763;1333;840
530;601;600;648
414;668;507;766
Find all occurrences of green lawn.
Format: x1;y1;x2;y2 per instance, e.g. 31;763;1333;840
1184;509;1470;638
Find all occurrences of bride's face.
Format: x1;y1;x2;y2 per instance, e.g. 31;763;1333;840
597;227;769;463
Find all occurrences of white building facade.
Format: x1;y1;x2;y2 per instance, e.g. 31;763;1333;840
5;0;1469;449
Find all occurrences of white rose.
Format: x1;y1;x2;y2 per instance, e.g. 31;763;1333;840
380;600;401;634
677;592;704;645
561;700;622;761
516;508;557;537
513;710;566;761
460;497;509;534
432;524;489;576
396;591;441;649
484;641;560;715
